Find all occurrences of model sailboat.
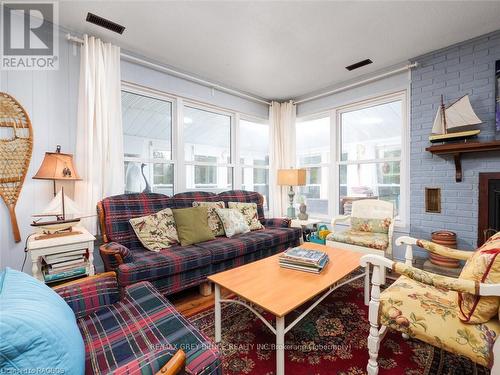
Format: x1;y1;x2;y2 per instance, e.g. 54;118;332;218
31;187;81;234
429;95;482;143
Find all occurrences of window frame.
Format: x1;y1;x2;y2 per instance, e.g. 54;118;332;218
121;81;270;199
295;90;409;228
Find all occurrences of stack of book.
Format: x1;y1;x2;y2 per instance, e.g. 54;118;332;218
42;249;89;283
279;247;329;274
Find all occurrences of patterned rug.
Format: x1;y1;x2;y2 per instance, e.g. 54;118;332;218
189;279;490;375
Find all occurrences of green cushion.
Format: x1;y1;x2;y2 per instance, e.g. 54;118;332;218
172;206;215;246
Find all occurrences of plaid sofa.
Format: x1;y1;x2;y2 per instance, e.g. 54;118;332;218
97;190;302;295
53;272;221;375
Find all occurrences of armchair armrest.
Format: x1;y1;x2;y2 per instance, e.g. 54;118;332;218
396;236;472;263
331;215;350;227
100;242;134;271
261;218;291;228
53;272;120;319
393;262;477;294
110;348;185;375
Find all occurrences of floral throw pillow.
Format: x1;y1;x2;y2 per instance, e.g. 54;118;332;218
129;208;178;252
351;217;391;234
215;208;250;238
228;202;264;231
192;201;226;236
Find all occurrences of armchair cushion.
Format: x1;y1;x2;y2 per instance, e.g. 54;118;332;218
458;232;500;324
351;217;391;234
379;275;500;368
54;272;120;319
326;230;389;250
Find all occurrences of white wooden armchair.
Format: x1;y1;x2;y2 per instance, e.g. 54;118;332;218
361;235;500;375
326;199;395;283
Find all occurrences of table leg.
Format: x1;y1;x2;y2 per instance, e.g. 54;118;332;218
364;264;370;306
276;316;285;375
215;283;221;343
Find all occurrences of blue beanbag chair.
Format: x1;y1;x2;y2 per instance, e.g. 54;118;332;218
0;267;84;374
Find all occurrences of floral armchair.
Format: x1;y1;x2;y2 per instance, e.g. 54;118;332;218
361;234;500;375
326;199;395;283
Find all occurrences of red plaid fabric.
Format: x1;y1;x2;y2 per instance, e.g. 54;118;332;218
100;242;134;272
111;347;177;375
217;190;265;220
101;193;173;249
195;227;302;263
261;218;292;228
55;274;120;319
116;244;212;286
78;281;221;375
150;265;211;295
171;191;219;208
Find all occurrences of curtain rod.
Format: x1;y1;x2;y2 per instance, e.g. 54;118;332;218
293;62;418;105
66;33;272;106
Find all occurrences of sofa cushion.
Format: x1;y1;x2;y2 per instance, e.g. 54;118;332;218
0;268;85;375
117;244;213;286
326;230;389;251
228;201;264;231
195;227;302;263
193;201;226;236
101;193;173;249
458;232;500;324
217;190;265;221
173;207;215;246
78;281;221;375
380;275;500;368
129;208;179;251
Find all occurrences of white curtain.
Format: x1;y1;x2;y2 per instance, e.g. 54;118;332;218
269;101;296;217
75;35;124;234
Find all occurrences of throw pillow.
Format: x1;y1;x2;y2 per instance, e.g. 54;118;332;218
228;202;264;231
0;268;85;374
458;232;500;323
172;206;215;246
192;201;226;236
129;208;178;251
351;217;391;234
216;208;250;237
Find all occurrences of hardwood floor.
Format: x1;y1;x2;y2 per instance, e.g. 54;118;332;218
169;284;233;318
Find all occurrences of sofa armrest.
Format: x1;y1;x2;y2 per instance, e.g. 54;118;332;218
53;272;120;319
261;218;291;228
100;242;134;271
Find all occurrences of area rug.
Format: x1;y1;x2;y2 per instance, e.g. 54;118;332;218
189;279;489;375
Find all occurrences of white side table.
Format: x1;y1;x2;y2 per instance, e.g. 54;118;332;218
27;226;96;283
290;218;322;243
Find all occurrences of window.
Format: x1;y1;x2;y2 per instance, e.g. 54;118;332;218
184;106;232;192
296;116;330;217
338;96;404;219
122;91;174;196
240;119;270;210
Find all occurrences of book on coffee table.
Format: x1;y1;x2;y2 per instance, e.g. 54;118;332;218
279;247;330;273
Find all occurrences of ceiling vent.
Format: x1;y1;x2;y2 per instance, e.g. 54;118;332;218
86;12;125;34
345;59;373;71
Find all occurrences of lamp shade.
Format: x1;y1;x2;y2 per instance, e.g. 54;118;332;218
277;169;306;186
33;151;81;181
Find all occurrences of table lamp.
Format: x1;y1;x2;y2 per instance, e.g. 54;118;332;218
278;169;306;218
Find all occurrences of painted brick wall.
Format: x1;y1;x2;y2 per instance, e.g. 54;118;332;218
410;30;500;250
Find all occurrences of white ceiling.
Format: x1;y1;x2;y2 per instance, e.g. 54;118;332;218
59;1;500;101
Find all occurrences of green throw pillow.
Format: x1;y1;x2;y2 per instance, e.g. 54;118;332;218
172;206;215;246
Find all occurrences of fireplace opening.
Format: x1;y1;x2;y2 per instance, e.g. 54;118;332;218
478;173;500;246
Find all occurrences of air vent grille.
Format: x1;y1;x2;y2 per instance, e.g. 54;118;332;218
345;59;373;71
86;13;125;34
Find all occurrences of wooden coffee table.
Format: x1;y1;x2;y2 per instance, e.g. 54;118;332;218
208;242;368;375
